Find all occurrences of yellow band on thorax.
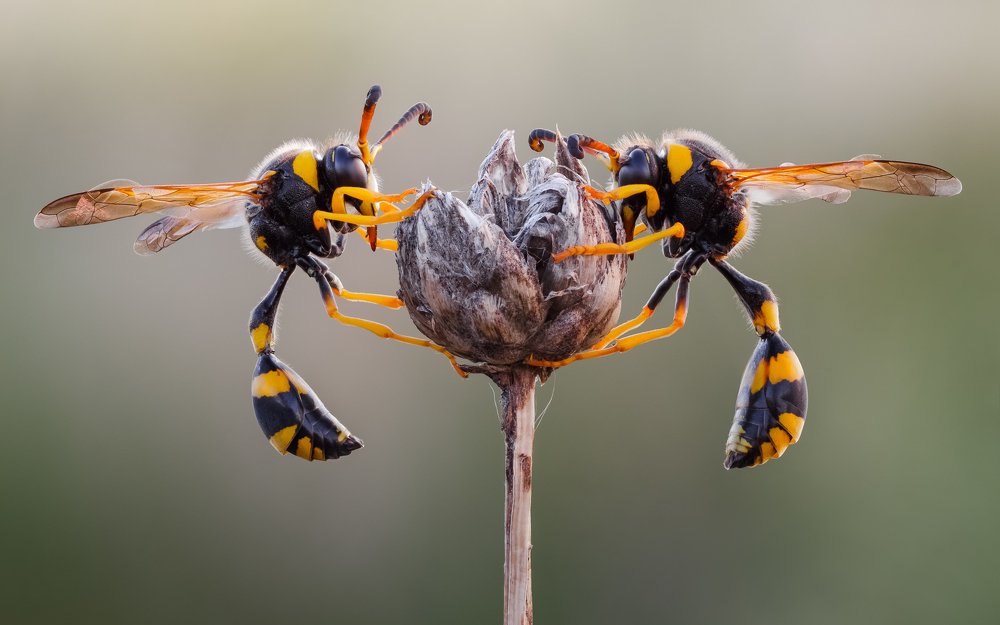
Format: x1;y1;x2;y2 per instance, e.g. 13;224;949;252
292;150;320;192
667;144;693;184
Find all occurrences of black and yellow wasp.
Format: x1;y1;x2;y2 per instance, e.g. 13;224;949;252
34;85;461;462
526;128;961;468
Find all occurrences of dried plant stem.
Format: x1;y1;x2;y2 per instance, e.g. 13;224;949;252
495;366;537;625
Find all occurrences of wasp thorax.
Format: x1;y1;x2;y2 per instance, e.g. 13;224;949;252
396;131;628;366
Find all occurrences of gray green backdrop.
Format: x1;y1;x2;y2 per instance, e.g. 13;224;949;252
1;1;997;623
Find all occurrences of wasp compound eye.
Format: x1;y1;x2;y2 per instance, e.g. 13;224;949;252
324;145;368;190
617;148;656;188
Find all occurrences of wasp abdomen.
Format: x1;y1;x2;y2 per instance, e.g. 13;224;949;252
725;333;807;469
252;353;363;461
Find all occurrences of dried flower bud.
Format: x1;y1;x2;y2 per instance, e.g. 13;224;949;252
396;131;627;367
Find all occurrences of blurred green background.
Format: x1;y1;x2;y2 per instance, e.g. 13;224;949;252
2;1;997;623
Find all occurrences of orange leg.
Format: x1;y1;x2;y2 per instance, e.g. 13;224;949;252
553;222;684;263
526;275;692;369
592;306;654;350
313;188;431;230
298;257;467;378
353;228;398;251
334;286;404;310
309;256;403;309
586;184;659;215
527;252;707;368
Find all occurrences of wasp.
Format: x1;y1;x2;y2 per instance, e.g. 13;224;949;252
525;128;961;468
34;85;463;462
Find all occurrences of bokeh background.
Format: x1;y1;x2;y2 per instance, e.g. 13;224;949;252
2;1;997;623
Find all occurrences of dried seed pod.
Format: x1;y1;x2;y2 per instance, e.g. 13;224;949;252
396;130;627;367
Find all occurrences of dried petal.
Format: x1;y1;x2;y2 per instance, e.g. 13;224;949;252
396;131;627;366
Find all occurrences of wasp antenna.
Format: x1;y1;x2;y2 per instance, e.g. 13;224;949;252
568;134;620;172
528;128;558;152
566;134;587;159
357;84;383;167
370;102;432;162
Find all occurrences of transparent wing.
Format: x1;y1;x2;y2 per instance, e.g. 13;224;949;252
727;158;962;206
34;178;267;229
134;215;226;255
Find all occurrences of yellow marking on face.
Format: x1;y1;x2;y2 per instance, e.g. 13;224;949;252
250;323;271;354
750;358;769;394
732;215;749;248
778;413;805;442
295;437;313;460
759;442;776;462
667;144;693;184
269;425;297;453
768;351;804;385
252;369;291;397
769;427;792;455
255;235;269;251
312;447;325;461
292;150;320;192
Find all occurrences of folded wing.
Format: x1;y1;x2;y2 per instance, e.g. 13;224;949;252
34;177;269;253
727;158;961;206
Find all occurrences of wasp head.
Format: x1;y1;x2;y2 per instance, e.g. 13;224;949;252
616;145;666;243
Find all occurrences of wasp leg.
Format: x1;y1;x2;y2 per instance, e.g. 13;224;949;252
552;221;684;262
709;258;807;469
352;228;398;252
297;256;468;378
312;189;431;229
585;251;700;350
313;186;425;250
525;255;705;369
551;183;672;261
249;266;363;461
302;255;404;309
586;184;659;217
330;187;419;219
